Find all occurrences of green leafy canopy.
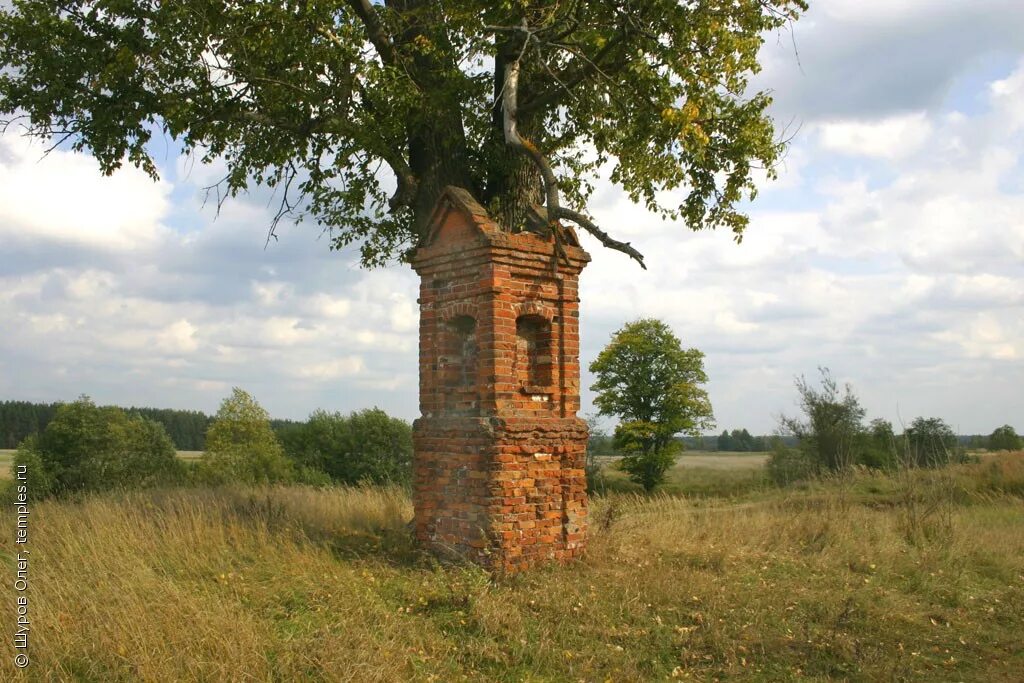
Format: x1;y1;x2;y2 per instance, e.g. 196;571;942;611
0;0;806;266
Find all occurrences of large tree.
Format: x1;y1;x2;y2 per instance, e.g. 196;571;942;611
0;0;805;267
589;318;714;491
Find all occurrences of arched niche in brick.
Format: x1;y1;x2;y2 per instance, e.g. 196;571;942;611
514;314;553;395
439;313;479;414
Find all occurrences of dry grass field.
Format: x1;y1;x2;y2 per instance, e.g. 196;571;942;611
0;450;14;478
1;453;1022;681
594;451;772;499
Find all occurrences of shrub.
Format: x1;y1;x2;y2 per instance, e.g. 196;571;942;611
779;368;865;475
766;438;816;485
988;424;1022;452
9;436;53;498
904;417;962;467
862;418;898;470
281;408;412;486
12;396;183;497
583;415;607;495
195;388;294;485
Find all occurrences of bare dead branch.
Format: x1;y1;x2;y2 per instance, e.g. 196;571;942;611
551;206;646;269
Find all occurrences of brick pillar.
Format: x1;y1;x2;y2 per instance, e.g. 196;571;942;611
411;187;591;574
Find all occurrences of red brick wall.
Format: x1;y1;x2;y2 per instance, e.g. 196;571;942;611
411;188;590;574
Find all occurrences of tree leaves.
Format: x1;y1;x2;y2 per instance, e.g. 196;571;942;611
0;0;806;266
589;318;715;490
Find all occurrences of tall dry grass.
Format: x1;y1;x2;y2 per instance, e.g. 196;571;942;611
0;454;1021;681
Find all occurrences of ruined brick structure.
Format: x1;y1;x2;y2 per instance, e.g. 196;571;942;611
411;187;590;574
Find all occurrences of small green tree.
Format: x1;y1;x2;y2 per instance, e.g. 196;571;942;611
776;368;866;476
197;388;293;485
589;319;714;492
863;418;898;470
988;425;1022;452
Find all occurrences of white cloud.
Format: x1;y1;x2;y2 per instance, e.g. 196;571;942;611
990;61;1024;132
935;313;1021;361
818;113;933;159
0;137;170;249
294;357;365;381
157;320;200;354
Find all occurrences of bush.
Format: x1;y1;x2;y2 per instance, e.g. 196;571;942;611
583;414;607;494
766;439;816;486
862;418;898;470
10;437;53;498
11;396;184;497
779;368;865;475
904;417;963;467
281;408;412;486
195;388;294;485
988;424;1022;452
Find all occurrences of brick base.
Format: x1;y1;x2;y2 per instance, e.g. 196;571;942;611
413;416;588;574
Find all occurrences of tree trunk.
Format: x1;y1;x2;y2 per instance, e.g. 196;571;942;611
408;111;475;239
481;45;543;232
396;9;544;238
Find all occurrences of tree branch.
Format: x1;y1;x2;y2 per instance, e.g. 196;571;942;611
550;206;646;269
502;59;645;269
518;30;631;114
346;0;398;65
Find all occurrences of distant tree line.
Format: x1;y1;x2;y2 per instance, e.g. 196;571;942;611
0;400;310;451
0;401;60;449
3;391;412;501
1;400;209;450
714;428;767;452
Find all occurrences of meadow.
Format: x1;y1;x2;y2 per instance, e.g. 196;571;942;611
1;452;1022;681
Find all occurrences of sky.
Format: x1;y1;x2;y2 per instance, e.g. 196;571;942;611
1;1;1022;435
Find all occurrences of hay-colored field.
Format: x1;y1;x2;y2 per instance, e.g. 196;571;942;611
597;450;768;470
677;451;769;469
595;451;772;498
1;453;1022;681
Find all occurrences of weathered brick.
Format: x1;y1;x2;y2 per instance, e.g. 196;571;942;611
410;187;590;575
